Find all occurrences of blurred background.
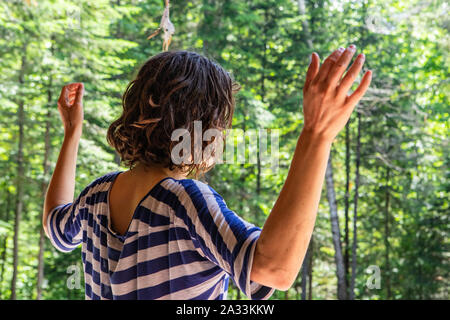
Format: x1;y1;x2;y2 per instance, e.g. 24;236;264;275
0;0;448;300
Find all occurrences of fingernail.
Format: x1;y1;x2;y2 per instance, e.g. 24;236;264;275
349;44;356;50
338;47;345;52
359;53;365;59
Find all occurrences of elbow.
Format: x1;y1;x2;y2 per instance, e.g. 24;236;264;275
250;244;297;291
250;263;296;291
270;271;296;291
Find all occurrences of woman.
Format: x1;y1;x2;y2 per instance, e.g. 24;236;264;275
43;46;371;300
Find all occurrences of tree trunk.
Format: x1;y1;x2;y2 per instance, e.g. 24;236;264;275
349;112;361;299
307;237;314;300
300;235;314;300
344;122;351;292
325;156;348;300
384;166;391;299
300;243;310;300
298;0;344;299
0;235;7;299
36;82;53;300
10;45;27;300
297;0;321;300
0;190;11;299
256;7;268;197
297;0;314;49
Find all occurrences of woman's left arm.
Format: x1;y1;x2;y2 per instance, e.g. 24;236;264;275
43;83;84;238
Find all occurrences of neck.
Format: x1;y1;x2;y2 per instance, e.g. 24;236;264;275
131;162;187;180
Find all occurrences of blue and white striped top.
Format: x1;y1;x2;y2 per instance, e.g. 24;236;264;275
46;171;275;300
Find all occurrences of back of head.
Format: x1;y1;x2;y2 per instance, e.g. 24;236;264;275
107;50;241;177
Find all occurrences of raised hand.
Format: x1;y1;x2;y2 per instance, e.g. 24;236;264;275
57;82;84;138
44;83;84;239
251;46;372;291
302;45;372;142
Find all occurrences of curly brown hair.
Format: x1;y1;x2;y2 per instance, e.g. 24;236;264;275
107;50;241;178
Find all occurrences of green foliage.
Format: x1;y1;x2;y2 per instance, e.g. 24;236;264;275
0;0;447;300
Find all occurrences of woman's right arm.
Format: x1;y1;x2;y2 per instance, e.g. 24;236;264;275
250;45;372;290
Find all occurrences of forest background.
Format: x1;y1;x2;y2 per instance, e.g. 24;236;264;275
0;0;448;300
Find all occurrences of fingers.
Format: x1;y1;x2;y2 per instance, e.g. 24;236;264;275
313;47;345;85
58;85;69;108
345;70;372;107
68;91;76;105
325;45;357;87
58;83;84;108
303;52;320;93
337;53;366;97
73;83;84;107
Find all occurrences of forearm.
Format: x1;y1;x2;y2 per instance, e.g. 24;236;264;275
251;129;332;289
43;133;80;236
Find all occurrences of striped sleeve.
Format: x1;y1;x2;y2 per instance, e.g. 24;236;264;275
175;179;275;300
46;173;115;253
46;190;87;253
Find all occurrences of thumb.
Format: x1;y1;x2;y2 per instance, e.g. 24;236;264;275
74;83;84;107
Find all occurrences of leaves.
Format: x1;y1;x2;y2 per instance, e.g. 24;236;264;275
0;0;447;300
